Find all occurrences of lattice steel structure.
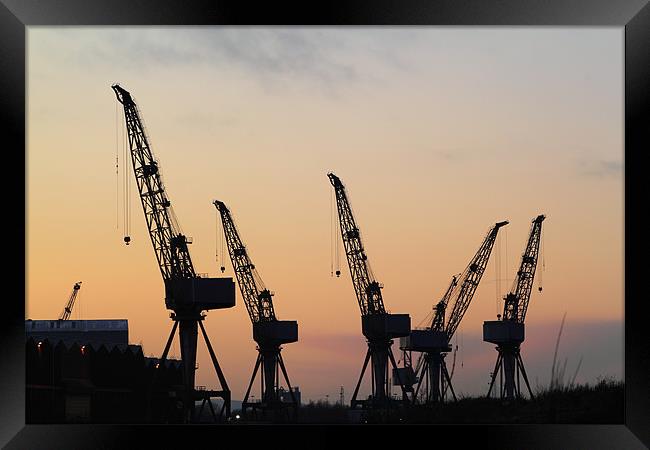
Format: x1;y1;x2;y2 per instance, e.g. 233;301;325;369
400;221;507;404
214;200;298;421
112;84;235;423
59;282;82;321
484;214;545;401
328;173;411;412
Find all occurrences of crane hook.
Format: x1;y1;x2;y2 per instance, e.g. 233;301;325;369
124;235;131;245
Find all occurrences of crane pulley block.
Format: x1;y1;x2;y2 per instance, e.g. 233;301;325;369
164;277;235;311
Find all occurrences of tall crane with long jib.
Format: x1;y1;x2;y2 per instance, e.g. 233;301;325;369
59;282;82;321
213;200;298;420
399;221;508;404
328;172;411;411
111;84;236;423
484;214;545;401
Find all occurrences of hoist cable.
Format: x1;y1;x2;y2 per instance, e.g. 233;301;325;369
115;100;119;230
496;232;501;317
122;110;127;237
217;209;221;267
330;188;334;277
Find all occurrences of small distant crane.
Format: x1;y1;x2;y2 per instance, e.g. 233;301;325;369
59;282;82;321
213;199;299;420
484;214;545;401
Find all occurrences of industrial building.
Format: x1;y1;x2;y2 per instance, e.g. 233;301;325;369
25;319;185;423
25;319;129;347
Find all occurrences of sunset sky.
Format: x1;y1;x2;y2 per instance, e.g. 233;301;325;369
26;28;623;402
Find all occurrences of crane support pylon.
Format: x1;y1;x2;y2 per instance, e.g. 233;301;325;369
328;173;411;415
112;84;236;423
214;200;299;421
400;220;508;405
484;214;545;401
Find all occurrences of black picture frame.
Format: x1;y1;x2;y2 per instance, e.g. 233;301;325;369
1;0;648;447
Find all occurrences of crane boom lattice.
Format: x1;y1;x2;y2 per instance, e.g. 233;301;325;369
112;84;195;282
328;173;385;316
445;221;509;339
503;215;545;323
213;200;275;323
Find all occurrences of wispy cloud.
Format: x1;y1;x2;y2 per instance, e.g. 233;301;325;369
299;330;367;357
174;111;238;131
46;29;366;94
576;159;623;178
434;149;470;163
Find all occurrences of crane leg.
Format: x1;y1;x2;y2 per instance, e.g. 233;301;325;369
178;319;199;423
351;348;372;409
516;355;521;399
159;320;179;367
242;353;262;412
517;353;534;400
278;352;299;420
427;353;442;404
413;358;428;405
146;320;178;422
198;320;231;419
487;351;502;399
441;360;457;402
261;348;279;405
388;346;409;405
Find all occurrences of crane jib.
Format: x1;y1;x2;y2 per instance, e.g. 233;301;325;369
214;200;277;323
443;221;507;340
112;84;235;312
328;173;386;316
113;84;195;280
503;215;545;323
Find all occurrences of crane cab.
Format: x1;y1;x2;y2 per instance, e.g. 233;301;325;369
400;329;451;352
164;277;235;311
361;313;410;340
253;320;298;347
483;320;525;345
